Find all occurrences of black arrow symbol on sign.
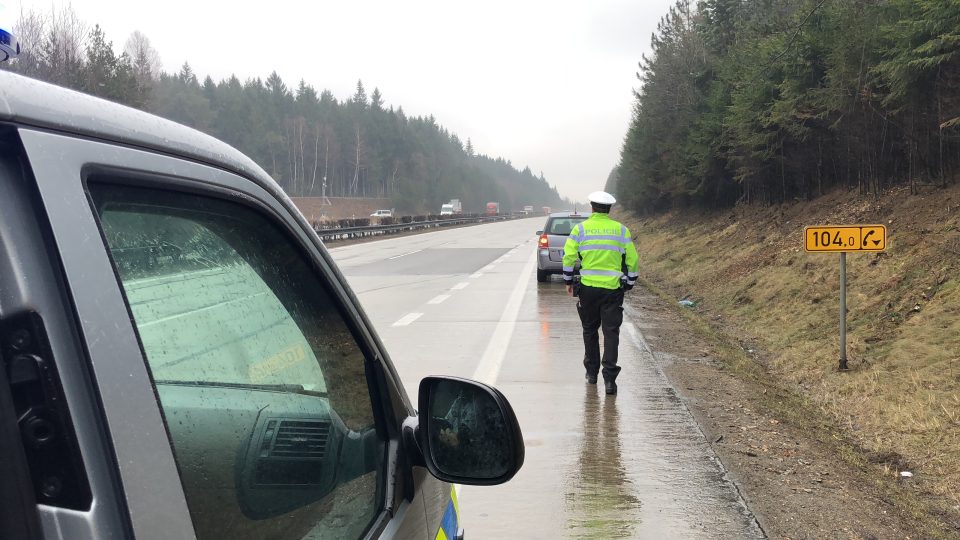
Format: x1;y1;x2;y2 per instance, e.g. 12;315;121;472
863;229;880;246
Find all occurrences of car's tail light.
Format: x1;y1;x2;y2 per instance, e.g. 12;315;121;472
538;234;549;247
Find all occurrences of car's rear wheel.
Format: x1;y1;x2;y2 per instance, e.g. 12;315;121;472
536;268;548;283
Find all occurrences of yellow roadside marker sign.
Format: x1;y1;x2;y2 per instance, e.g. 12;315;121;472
804;223;889;371
804;225;886;252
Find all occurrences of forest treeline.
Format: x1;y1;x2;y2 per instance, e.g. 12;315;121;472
1;6;565;214
612;0;960;213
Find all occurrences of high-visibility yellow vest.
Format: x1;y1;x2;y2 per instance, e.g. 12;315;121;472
562;213;638;290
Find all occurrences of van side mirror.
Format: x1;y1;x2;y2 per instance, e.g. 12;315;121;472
416;376;524;485
535;230;543;236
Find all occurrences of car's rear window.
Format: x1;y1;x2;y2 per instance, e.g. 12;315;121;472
546;217;585;235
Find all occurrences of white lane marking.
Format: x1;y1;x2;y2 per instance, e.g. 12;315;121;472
483;265;496;272
427;294;450;305
392;312;423;327
327;228;445;251
622;319;656;357
127;267;225;288
451;282;470;290
470;272;483;279
388;249;423;260
140;292;269;328
471;251;536;385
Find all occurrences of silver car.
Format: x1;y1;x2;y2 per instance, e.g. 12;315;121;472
535;211;590;282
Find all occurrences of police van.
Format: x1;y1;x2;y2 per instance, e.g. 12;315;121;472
0;71;524;540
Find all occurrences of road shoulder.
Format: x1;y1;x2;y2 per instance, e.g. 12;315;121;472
626;288;928;539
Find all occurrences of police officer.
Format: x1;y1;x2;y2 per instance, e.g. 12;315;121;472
563;191;638;395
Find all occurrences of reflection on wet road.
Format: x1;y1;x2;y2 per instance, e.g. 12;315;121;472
331;219;764;539
566;391;640;537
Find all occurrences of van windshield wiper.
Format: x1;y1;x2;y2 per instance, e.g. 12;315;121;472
154;379;327;397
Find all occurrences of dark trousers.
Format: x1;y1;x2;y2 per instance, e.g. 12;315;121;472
577;284;624;382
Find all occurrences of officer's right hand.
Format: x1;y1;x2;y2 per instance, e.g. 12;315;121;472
566;285;573;296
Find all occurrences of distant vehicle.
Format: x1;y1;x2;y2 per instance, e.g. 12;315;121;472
522;205;534;215
370;209;393;218
542;206;551;215
449;198;463;214
536;211;590;282
0;70;524;539
440;203;454;215
485;202;500;216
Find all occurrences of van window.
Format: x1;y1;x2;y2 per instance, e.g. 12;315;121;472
89;183;383;540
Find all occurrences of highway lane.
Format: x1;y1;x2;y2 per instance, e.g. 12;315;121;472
330;218;764;539
330;220;537;390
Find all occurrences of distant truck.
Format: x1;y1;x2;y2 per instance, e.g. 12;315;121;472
441;199;462;215
542;206;551;215
522;205;534;215
485;202;500;216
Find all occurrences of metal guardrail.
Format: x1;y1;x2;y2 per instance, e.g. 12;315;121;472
314;213;530;242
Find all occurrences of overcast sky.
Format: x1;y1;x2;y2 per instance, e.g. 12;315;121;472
8;0;675;200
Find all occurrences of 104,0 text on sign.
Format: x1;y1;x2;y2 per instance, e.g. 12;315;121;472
803;225;887;252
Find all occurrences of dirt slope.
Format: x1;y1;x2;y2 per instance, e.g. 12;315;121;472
618;183;960;535
627;289;926;539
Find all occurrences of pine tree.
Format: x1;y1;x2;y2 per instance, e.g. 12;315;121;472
84;24;117;97
352;79;368;109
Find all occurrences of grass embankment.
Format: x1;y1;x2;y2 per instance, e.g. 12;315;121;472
620;184;960;525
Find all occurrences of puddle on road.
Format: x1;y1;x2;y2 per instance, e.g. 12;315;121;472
458;282;765;539
557;284;762;539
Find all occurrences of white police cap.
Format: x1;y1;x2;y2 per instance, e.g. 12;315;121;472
587;191;616;205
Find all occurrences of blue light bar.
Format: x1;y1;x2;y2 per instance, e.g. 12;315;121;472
0;27;18;62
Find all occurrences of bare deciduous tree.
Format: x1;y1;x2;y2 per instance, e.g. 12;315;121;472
39;5;86;88
124;30;161;106
8;8;47;76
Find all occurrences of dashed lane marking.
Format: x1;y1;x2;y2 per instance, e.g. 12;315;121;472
451;282;470;290
388;249;423;260
470;272;483;279
428;294;451;305
391;312;423;327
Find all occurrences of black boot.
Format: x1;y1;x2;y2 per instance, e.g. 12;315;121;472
605;380;617;395
585;372;598;384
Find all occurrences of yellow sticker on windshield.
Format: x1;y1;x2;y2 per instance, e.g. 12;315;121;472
249;344;307;383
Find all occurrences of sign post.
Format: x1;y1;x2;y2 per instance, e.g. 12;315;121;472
803;225;887;370
839;252;846;369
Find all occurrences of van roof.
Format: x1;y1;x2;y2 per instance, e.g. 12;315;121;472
0;71;279;197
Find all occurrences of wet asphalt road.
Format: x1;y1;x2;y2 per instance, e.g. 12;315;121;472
330;218;764;539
